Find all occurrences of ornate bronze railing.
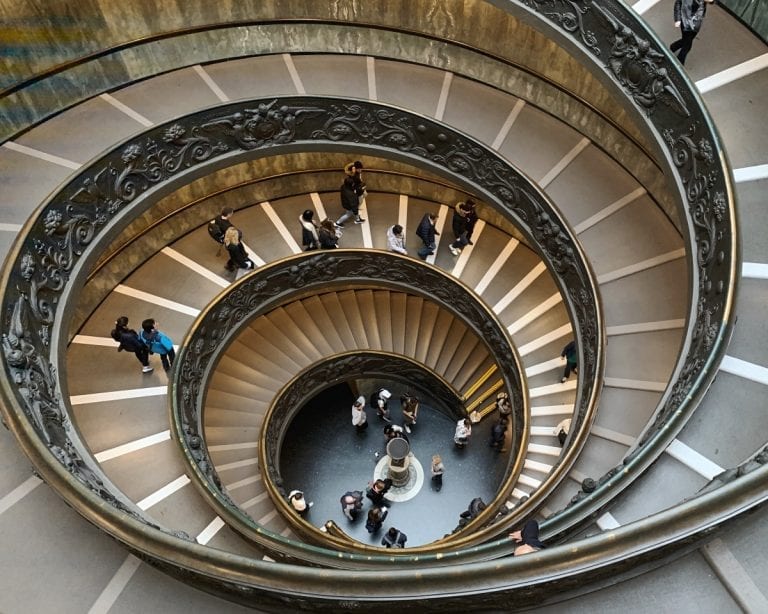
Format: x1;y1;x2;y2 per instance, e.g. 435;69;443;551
257;350;473;548
0;93;601;560
173;251;535;555
505;0;739;539
0;0;740;606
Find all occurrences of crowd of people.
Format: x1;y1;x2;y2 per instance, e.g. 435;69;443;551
195;161;571;552
337;388;428;547
231;376;553;553
206;161;486;266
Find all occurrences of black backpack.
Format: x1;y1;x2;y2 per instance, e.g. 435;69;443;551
369;392;380;408
110;327;122;343
207;219;225;243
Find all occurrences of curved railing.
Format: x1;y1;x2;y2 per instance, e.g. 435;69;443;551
510;0;739;539
0;0;740;606
174;251;532;555
259;350;486;548
0;93;601;558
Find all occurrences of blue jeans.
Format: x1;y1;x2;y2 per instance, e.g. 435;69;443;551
336;207;359;224
418;243;435;259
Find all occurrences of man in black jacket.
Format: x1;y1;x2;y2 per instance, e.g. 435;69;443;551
336;175;366;226
415;213;439;260
381;526;407;548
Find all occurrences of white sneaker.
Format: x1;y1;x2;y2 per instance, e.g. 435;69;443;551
308;501;314;508
404;425;411;434
449;246;461;256
142;366;154;373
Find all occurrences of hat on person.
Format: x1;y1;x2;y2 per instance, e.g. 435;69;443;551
379;389;392;400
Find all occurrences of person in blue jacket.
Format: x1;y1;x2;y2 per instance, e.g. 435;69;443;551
140;319;176;372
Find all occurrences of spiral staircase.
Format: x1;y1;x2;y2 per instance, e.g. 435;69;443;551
1;1;767;612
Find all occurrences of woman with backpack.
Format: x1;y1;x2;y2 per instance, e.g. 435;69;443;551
139;319;175;372
111;316;153;373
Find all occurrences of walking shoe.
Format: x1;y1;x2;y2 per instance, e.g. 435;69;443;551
560;377;567;383
467;239;474;245
308;501;314;508
449;246;461;256
404;425;411;434
354;217;366;224
142;365;154;373
335;222;344;228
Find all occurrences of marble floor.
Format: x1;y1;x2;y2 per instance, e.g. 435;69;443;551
280;383;513;547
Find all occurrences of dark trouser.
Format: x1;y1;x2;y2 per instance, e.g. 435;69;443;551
451;232;468;249
159;348;176;371
432;474;443;489
671;29;697;65
418;242;435;260
563;360;577;379
132;345;149;367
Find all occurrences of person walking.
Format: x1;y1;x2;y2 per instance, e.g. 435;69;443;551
299;209;319;251
415;213;439;260
490;417;508;451
560;340;578;383
449;199;476;256
400;392;419;434
554;418;572;447
670;0;714;65
351;396;368;432
370;388;392;422
365;506;389;534
223;226;254;278
366;478;393;506
336;175;366;226
340;490;364;521
111;316;153;373
454;417;472;448
208;207;235;264
387;224;408;255
207;207;234;246
318;219;340;249
381;526;407;548
431;454;445;492
384;423;409;444
139;319;176;372
287;490;313;515
495;391;512;418
345;160;367;208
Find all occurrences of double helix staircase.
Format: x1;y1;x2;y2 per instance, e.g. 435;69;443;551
0;1;767;612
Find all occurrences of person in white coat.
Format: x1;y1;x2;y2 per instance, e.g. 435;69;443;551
352;396;368;432
387;224;407;255
454;417;472;448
